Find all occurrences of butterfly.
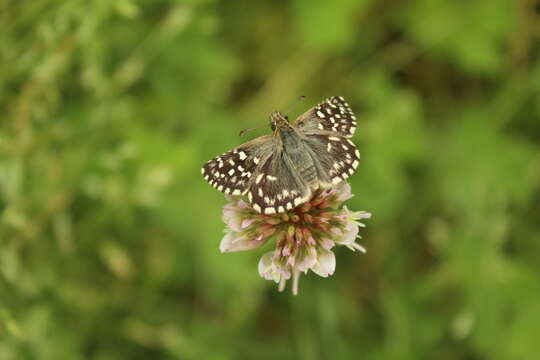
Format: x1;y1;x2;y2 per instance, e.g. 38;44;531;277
201;96;360;214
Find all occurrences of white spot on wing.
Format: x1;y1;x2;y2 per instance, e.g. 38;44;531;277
264;207;276;215
239;151;247;160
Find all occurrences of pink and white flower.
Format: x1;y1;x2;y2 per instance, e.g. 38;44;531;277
219;183;371;295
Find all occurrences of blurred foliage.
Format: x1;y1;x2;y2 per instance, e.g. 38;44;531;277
1;0;540;359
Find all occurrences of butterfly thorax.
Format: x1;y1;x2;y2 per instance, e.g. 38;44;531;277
270;112;319;188
269;111;300;148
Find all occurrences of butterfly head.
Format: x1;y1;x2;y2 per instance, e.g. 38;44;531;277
269;111;290;134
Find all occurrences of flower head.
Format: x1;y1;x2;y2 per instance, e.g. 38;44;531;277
219;183;371;295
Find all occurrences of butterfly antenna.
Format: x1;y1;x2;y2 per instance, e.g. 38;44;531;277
240;96;306;136
284;95;307;116
239;125;264;137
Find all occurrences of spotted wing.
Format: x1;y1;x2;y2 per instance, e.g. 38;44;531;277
245;151;310;215
201;135;275;196
295;96;357;138
303;134;360;187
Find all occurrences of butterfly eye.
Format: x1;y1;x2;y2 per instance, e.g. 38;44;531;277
270;113;280;131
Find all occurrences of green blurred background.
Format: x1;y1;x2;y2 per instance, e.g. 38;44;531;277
1;0;540;359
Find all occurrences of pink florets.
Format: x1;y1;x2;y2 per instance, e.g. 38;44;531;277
219;183;371;295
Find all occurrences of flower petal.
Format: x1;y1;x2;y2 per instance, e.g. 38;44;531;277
338;221;359;246
319;237;335;250
258;252;281;282
296;246;317;273
222;208;242;232
219;230;267;253
336;182;353;201
311;249;336;277
241;218;256;229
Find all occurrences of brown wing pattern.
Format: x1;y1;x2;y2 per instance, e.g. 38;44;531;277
201;136;274;196
295;96;357;138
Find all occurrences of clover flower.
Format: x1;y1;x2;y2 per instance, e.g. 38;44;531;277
219;183;371;295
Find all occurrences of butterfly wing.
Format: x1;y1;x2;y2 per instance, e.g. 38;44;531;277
203;96;360;213
294;96;360;187
245;150;310;214
202;134;310;214
295;96;357;138
302;134;360;187
201;135;275;196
